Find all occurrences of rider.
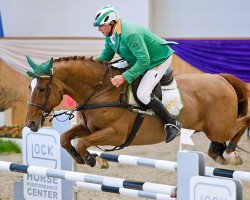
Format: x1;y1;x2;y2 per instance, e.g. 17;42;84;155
93;5;181;143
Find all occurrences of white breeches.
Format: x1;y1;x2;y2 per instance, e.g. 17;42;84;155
137;55;172;105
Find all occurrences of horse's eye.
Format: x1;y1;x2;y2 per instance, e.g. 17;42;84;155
39;88;46;93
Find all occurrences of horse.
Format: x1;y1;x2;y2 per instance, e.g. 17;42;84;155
25;56;250;167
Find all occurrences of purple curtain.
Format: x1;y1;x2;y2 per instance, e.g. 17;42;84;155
170;40;250;82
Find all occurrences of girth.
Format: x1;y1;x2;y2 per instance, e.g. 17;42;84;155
76;101;144;152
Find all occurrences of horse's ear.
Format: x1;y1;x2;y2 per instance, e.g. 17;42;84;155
27;70;40;78
26;56;53;78
26;55;37;70
43;57;53;73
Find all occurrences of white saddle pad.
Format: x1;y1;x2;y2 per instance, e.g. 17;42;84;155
127;79;183;117
111;60;129;68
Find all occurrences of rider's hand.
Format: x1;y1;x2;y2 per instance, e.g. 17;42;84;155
111;75;125;87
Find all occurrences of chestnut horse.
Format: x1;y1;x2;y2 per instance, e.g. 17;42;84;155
25;56;250;167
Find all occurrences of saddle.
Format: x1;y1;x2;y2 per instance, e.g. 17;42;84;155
131;66;174;110
111;60;174;110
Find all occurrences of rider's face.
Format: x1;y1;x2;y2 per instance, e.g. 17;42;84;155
98;24;111;36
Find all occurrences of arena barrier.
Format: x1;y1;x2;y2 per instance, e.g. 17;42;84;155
1;150;246;199
0;161;176;200
90;150;177;171
90;150;250;183
76;182;175;200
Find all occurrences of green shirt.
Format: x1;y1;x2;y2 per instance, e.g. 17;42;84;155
97;20;175;83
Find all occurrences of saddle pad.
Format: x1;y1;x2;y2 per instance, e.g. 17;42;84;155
111;60;129;68
161;79;183;117
127;79;183;117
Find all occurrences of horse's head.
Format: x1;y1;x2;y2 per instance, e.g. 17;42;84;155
25;56;63;131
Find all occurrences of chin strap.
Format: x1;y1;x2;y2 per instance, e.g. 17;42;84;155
108;22;117;36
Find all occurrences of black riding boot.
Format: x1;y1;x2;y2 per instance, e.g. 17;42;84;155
147;96;181;143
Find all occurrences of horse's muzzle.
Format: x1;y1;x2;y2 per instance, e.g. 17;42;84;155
27;121;39;132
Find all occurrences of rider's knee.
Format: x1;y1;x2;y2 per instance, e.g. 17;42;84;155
137;89;151;105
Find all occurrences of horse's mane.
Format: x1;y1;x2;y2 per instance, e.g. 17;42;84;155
53;56;122;76
54;55;109;66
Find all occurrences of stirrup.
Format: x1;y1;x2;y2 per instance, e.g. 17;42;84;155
164;122;181;132
164;121;181;143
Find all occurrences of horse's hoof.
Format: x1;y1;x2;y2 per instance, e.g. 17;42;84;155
96;157;109;169
235;156;243;165
223;152;243;165
85;152;96;167
88;159;96;167
208;148;228;165
215;156;228;165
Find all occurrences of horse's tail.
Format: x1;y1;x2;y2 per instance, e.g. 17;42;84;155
220;74;249;118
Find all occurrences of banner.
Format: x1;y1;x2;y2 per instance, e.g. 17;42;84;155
171;40;250;82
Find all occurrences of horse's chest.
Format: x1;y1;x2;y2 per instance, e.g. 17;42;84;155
84;109;119;130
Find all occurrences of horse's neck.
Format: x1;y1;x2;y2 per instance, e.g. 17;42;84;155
54;60;115;103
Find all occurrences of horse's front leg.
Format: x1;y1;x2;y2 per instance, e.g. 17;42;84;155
75;126;119;167
60;124;90;164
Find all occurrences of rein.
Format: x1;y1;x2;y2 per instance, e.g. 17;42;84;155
76;62;132;110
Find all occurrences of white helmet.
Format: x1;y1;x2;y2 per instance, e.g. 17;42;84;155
93;5;119;27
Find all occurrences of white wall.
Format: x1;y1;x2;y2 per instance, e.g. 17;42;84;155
1;0;249;38
0;0;152;37
153;0;250;38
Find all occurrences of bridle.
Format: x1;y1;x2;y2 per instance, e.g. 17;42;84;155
27;61;122;123
28;74;63;124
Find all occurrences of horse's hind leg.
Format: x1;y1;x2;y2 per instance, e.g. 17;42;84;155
223;115;250;165
223;124;247;165
208;141;228;165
